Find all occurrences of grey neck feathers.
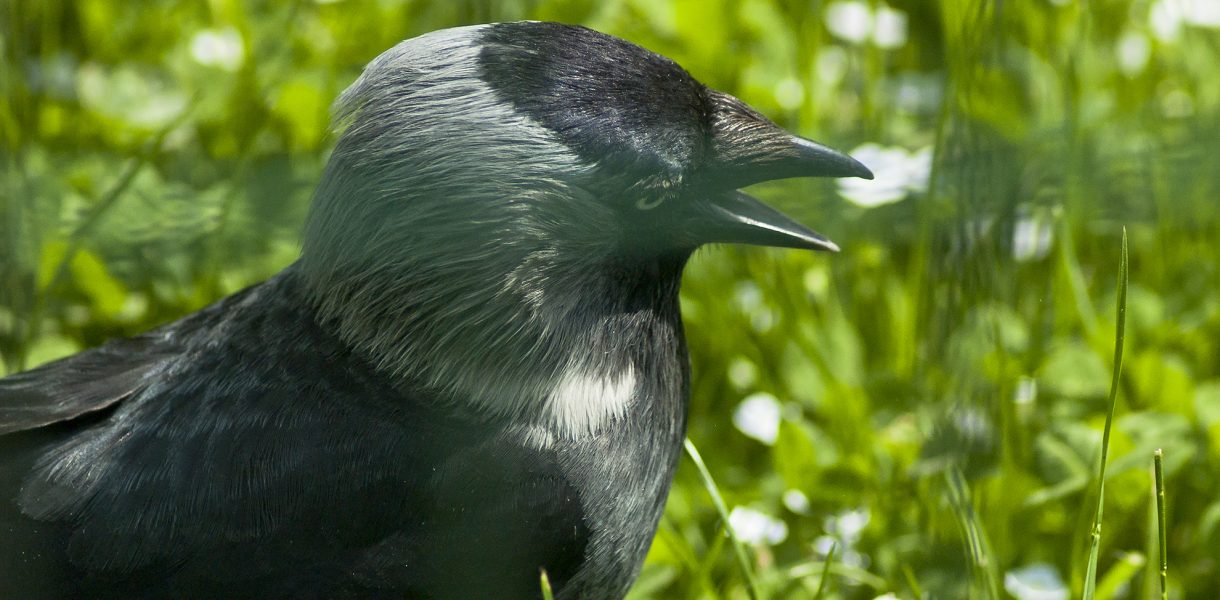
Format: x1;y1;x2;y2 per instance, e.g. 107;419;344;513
299;26;688;438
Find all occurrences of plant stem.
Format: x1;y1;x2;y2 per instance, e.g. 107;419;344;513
1155;448;1167;600
685;437;763;600
1082;228;1129;600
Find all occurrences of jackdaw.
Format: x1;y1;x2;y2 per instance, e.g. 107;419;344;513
0;21;871;599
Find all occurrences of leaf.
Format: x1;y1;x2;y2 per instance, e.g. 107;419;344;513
1128;351;1195;415
69;249;128;319
1039;341;1110;400
272;77;328;151
773;420;820;492
37;242;128;319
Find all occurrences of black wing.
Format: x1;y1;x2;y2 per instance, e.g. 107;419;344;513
0;277;269;437
0;333;177;436
0;270;588;598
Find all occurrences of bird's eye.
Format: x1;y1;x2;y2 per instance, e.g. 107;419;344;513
635;196;665;211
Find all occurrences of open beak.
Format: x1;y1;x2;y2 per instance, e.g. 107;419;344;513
688;90;872;251
697;191;841;252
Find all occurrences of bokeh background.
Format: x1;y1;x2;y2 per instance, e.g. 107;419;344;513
3;0;1219;598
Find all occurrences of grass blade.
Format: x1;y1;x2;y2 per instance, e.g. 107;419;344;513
1155;449;1167;600
540;569;555;600
684;437;763;600
1082;228;1129;600
945;469;1000;598
812;542;835;600
902;564;925;599
1095;552;1146;599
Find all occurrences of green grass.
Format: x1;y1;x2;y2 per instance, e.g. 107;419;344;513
685;438;762;600
1082;229;1129;600
541;570;555;600
3;1;1219;598
1155;448;1167;600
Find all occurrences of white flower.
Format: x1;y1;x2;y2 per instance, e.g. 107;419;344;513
1004;563;1069;600
1014;376;1038;406
1184;0;1220;27
814;533;868;568
733;393;782;445
729;507;789;545
825;2;907;49
190;28;244;72
872;7;908;49
824;507;870;544
813;535;837;556
727;357;758;390
733;281;763;312
837;144;932;208
1012;213;1054;262
1151;0;1184;41
774;78;805;110
1116;31;1151;77
733;282;775;333
782;489;811;514
825;1;872;44
818;508;873;569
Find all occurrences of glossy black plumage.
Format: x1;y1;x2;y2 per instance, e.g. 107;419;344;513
1;266;686;598
1;21;869;599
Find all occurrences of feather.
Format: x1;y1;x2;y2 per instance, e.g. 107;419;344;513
0;328;188;437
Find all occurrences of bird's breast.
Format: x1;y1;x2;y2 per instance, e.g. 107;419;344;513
541;340;690;598
540;364;638;440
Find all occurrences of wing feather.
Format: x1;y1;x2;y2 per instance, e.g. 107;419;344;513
0;333;178;436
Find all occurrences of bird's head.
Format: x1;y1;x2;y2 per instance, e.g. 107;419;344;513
300;22;871;426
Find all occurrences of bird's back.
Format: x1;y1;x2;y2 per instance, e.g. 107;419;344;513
0;267;626;598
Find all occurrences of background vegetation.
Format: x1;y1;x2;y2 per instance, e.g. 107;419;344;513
3;0;1219;598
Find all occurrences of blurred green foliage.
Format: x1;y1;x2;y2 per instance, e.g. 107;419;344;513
3;0;1220;598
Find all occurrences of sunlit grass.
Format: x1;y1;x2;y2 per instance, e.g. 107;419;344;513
1155;449;1167;600
684;438;762;600
540;570;555;600
1082;229;1129;600
3;1;1219;598
811;542;835;600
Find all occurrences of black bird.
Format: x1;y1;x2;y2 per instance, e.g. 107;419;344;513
0;22;871;599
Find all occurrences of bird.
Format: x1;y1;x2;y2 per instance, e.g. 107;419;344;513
0;21;871;599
